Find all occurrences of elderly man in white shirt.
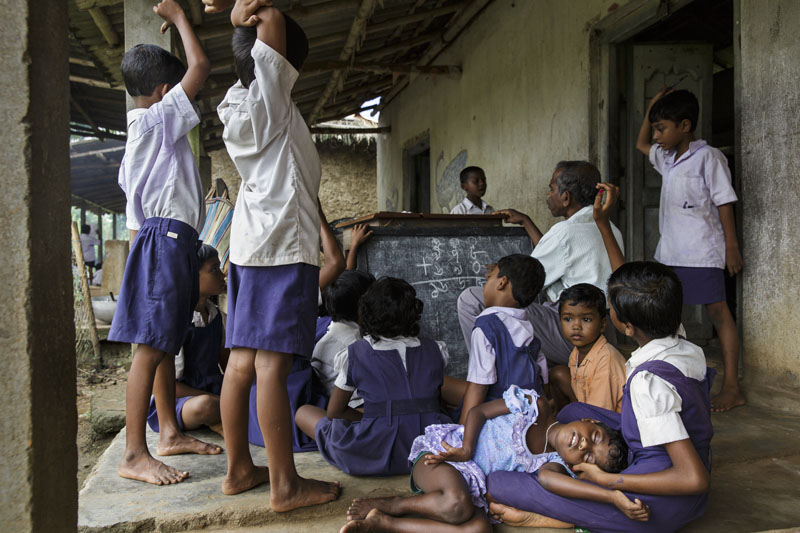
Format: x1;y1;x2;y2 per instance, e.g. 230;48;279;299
457;161;623;365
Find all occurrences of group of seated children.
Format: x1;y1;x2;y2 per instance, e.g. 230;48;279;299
110;0;717;529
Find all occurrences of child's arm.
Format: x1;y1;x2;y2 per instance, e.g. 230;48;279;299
346;224;373;271
537;463;650;522
593;183;626;271
573;438;709;495
635;87;672;156
425;398;510;464
318;201;345;290
458;382;489;425
230;3;286;58
718;203;743;276
326;386;362;422
153;0;210;101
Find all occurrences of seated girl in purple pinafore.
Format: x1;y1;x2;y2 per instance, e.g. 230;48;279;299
295;277;453;476
339;384;634;533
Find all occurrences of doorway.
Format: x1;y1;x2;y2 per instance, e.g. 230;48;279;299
403;134;431;213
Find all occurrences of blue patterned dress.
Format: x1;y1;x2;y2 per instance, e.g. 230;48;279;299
409;385;573;515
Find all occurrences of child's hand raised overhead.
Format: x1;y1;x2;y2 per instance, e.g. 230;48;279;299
424;441;473;464
593;182;620;225
231;0;273;27
202;0;235;14
611;491;650;522
153;0;187;34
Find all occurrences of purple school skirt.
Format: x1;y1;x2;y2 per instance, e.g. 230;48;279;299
669;266;726;305
146;396;192;432
225;262;320;357
108;217;199;354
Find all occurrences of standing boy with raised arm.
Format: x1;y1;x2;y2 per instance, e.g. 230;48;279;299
110;0;219;485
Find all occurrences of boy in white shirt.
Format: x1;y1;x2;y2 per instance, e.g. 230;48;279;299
109;0;218;486
450;166;494;215
216;2;340;510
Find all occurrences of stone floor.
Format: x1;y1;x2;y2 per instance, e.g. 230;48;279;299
78;393;800;533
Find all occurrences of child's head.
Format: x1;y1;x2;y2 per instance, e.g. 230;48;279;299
121;44;186;98
648;89;699;150
232;13;309;87
324;270;375;323
459;166;487;201
483;254;545;309
558;284;607;350
554;419;628;473
358;277;423;339
197;245;226;297
81;224;91;235
548;161;601;216
607;261;682;342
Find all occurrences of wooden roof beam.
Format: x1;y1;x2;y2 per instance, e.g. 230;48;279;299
302;61;460;78
88;7;120;47
310;126;390;134
70;96;104;140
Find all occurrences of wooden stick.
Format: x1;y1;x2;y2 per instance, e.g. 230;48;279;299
71;222;102;367
88;7;120;47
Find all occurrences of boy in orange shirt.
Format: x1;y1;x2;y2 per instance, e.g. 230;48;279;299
549;283;627;413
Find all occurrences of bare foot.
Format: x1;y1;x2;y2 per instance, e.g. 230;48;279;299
222;465;269;495
711;386;746;412
340;509;389;533
118;451;189;485
346;496;404;521
157;432;223;456
270;476;341;512
488;502;573;528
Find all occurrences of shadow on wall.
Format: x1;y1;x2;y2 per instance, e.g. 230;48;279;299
435;150;468;213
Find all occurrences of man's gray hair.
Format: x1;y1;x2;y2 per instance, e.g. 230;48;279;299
554;160;601;207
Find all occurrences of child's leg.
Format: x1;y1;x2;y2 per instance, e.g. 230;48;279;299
220;347;268;495
294;404;327;439
153;355;222;455
179;394;221;430
255;349;340;511
342;459;490;533
706;301;746;411
118;344;189;485
548;365;577;412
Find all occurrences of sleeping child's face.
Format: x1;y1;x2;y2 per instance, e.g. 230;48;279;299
553;419;622;472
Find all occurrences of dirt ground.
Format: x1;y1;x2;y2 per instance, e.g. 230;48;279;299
76;342;131;489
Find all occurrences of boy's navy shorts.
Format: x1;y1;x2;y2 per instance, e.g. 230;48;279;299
225;262;319;357
109;217;200;354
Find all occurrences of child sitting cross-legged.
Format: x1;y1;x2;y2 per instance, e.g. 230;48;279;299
341;385;637;533
295;277;453;476
549;284;627;413
456;254;547;424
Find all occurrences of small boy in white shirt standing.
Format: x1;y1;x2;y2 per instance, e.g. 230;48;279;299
216;2;340;510
110;0;219;486
450;166;494;215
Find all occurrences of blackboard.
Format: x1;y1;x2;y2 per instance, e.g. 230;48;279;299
356;226;533;378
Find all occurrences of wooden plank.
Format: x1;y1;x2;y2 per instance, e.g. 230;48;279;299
88;6;120;47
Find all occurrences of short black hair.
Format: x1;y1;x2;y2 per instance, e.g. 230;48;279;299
232;13;308;87
358;277;423;338
81;224;91;234
598;422;628;473
558;283;607;318
197;244;219;265
649;89;699;132
459;166;485;184
554;161;601;207
608;261;683;339
121;44;186;97
324;270;375;323
495;254;545;308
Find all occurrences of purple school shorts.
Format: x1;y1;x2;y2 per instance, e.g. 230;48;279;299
146;395;192;432
108;217;199;354
225;262;320;357
669;266;726;305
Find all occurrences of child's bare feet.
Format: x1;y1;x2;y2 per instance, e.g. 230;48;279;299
118;451;189;485
346;496;404;521
488;502;573;528
711;386;746;412
221;465;269;495
157;432;223;456
270;476;341;512
340;509;389;533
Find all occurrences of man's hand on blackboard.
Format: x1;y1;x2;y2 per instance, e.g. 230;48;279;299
495;208;529;226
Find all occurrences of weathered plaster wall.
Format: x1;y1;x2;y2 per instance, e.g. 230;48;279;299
739;0;800;388
210;141;377;221
378;0;627;229
0;1;76;530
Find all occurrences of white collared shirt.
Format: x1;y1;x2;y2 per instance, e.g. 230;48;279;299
450;197;494;215
311;320;363;407
467;306;548;385
218;39;321;267
334;336;449;392
650;140;737;268
532;205;623;302
626;335;707;448
80;233;100;262
119;83;205;232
